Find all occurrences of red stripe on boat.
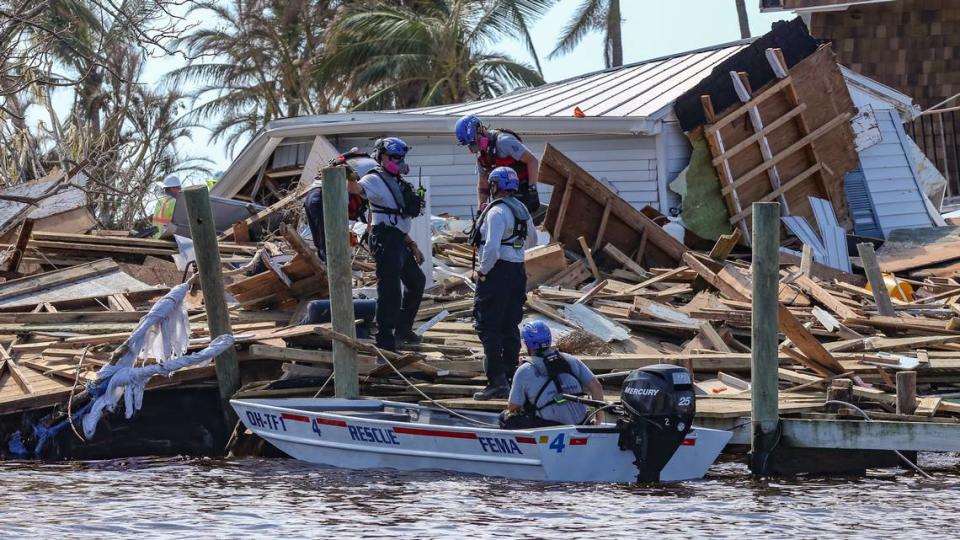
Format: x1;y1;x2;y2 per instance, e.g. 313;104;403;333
394;426;478;439
681;437;696;446
569;437;588;446
514;436;536;444
281;413;309;423
315;418;348;427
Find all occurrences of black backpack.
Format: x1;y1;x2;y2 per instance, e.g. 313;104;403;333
369;169;424;220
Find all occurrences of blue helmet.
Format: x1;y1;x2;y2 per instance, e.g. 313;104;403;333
373;137;410;161
455;115;481;145
522;321;552;354
488;166;519;193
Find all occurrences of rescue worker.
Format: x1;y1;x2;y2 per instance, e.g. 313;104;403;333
347;137;426;352
152;174;181;239
501;321;606;428
471;167;538;400
454;114;541;217
303;171;327;261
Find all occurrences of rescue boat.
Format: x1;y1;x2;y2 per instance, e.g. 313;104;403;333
231;365;732;482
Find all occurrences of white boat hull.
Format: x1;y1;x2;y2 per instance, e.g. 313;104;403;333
231;398;731;483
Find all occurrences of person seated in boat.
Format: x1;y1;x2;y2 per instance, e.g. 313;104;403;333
500;321;605;429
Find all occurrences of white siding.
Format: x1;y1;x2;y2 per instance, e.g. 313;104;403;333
660;121;693;212
334;134;659;218
859;108;933;236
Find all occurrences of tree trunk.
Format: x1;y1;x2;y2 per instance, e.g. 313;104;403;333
736;0;751;39
606;0;623;68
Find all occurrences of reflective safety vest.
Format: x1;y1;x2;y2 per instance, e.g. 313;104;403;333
152;195;177;238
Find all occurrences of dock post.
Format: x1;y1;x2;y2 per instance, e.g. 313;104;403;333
750;202;781;475
183;186;240;421
320;166;359;398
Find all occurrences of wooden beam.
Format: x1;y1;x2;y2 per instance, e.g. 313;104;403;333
857;242;896;317
706;76;796;135
6;218;33;273
791;274;859;321
6;358;34;394
720;112;852;196
710;103;807;166
592;200;613;252
602;243;650;279
728;163;823;224
0;259;118;302
553;175;576;238
577;236;601;281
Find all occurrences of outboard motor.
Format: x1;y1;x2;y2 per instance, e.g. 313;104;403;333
617;364;695;482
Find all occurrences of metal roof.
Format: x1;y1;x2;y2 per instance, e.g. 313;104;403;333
391;41;750;121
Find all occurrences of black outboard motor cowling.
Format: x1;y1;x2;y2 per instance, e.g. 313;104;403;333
617;364;696;482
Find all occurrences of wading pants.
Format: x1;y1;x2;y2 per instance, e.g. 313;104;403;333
473;260;527;384
371;224;425;351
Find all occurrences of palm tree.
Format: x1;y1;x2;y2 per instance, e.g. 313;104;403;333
549;0;623;69
166;0;343;154
736;0;751;39
325;0;550;111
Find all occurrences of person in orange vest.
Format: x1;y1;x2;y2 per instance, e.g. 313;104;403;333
152;174;181;239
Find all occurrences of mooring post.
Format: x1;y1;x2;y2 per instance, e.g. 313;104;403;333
320;166;359;398
183;186;240;421
750;202;781;475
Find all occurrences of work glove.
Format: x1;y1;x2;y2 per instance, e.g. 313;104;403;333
406;238;425;265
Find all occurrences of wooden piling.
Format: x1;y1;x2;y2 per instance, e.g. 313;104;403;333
183;186;240;418
750;202;781;475
896;371;918;415
320;166;359;398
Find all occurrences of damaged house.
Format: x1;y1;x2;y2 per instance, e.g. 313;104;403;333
213;19;935;255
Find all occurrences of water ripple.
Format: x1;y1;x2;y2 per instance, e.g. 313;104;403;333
0;454;958;538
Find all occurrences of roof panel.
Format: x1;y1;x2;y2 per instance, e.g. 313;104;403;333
392;41;750;120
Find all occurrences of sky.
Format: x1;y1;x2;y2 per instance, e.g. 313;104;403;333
145;0;794;173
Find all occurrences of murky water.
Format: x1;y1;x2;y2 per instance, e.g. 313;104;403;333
2;455;960;538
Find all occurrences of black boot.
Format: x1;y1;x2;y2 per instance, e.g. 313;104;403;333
395;328;422;346
473;375;509;401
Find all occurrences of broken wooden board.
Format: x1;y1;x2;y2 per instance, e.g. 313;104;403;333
539;144;687;268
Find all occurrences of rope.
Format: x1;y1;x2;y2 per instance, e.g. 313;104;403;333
824;399;934;480
312;370;335;398
66;346;91;442
370;345;498;428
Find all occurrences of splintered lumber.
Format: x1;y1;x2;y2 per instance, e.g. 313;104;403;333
5;218;33;273
539;144;687;267
877;240;960;274
602;244;650;279
791;273;859;321
684;247;842;375
0;259;118;302
577;236;601;281
857;243;896;317
708;229;742;261
525;243;567;289
281;222;326;278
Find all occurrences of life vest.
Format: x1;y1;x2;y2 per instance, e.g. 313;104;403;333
368;168;424;221
522;351;586;419
477;129;529;187
468;195;529;249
